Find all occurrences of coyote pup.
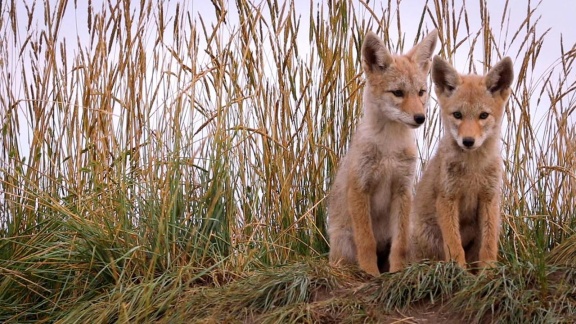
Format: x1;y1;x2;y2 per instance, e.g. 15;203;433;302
410;56;514;268
327;30;438;275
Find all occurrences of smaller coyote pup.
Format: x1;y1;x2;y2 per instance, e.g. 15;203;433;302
410;56;514;268
327;30;438;275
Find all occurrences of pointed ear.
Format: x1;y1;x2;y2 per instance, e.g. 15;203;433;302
485;57;514;95
406;29;438;73
432;55;460;95
361;31;393;73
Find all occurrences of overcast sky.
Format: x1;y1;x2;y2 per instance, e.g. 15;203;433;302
7;0;576;153
11;1;576;67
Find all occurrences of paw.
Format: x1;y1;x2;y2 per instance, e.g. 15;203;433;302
477;259;498;269
389;257;406;273
457;257;467;268
445;256;467;269
389;263;404;273
389;247;407;273
444;248;466;267
358;260;380;276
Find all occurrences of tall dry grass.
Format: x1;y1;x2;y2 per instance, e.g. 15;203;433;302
0;0;575;322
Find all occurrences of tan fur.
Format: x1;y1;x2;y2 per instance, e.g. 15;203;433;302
410;56;514;269
327;30;438;275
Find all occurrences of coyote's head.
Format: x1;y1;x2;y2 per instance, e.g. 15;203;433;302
361;30;438;128
432;56;514;150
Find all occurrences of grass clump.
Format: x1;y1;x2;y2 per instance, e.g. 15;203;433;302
56;261;571;323
449;263;576;323
358;261;470;311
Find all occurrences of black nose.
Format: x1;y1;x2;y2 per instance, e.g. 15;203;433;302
462;137;475;148
414;114;425;125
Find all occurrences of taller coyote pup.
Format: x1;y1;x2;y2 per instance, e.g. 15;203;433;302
327;30;438;275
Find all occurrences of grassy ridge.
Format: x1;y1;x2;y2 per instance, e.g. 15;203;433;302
1;0;575;322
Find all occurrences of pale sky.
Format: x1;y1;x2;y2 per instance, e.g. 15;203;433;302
12;1;574;70
6;0;576;158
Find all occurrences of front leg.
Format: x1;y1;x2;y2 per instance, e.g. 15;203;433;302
348;180;379;276
389;189;411;272
477;195;501;267
436;195;466;266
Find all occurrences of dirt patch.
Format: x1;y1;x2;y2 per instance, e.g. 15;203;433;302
307;279;467;324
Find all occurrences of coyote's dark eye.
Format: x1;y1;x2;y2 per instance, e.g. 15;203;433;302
390;90;404;97
452;112;462;119
479;112;489;119
418;89;426;96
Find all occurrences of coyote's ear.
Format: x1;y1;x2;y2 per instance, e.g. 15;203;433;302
432;56;460;96
485;57;514;97
362;31;393;73
406;29;438;73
